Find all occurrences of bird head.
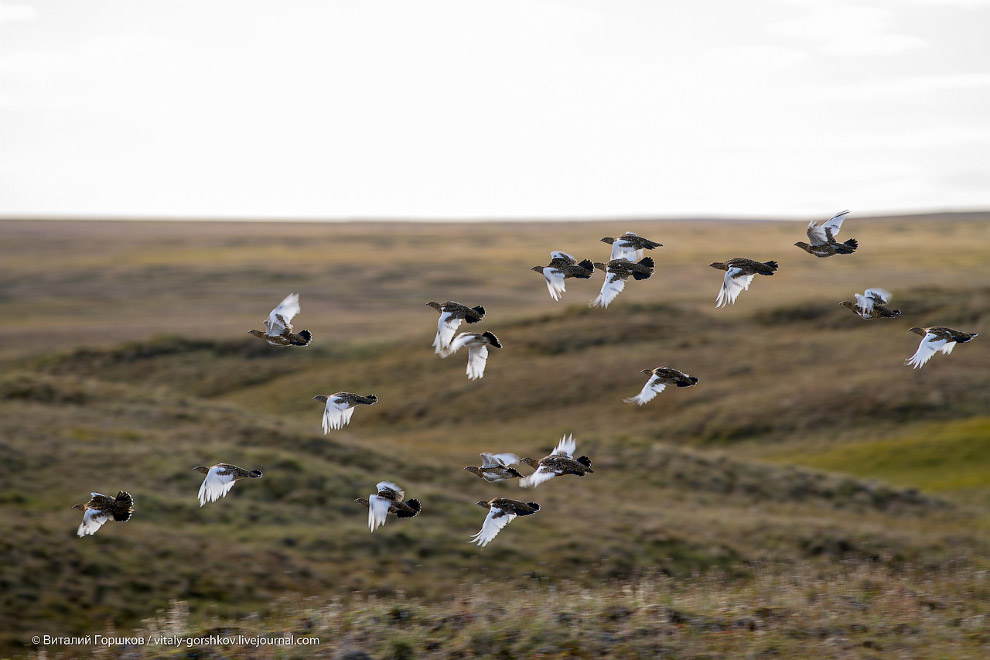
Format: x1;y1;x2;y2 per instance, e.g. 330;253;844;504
531;266;545;272
600;237;615;244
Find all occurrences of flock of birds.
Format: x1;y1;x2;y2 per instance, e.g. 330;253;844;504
73;211;978;547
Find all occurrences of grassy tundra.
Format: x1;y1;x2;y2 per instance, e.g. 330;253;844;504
0;215;987;658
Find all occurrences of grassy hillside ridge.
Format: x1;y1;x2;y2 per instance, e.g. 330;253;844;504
1;216;987;657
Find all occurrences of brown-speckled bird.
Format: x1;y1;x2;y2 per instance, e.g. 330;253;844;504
794;210;858;257
709;258;778;307
469;498;541;547
464;452;529;483
905;326;978;369
354;481;422;531
624;367;699;405
248;293;312;347
519;434;593;488
73;491;134;537
192;464;263;506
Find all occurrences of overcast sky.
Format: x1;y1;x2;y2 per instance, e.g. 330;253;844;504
1;0;988;219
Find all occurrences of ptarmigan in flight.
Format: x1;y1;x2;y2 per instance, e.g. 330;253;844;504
73;490;134;537
355;481;421;531
905;326;978;369
709;258;778;308
193;463;263;506
624;367;699;406
248;293;312;347
313;392;378;432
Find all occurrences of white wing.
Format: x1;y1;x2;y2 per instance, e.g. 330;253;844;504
321;396;355;433
434;311;464;355
376;481;404;499
821;210;848;239
550;250;575;262
265;293;300;336
198;466;237;506
863;287;891;304
715;268;754;308
481;452;522;467
469;506;516;547
623;377;667;405
610;236;641;261
590;271;625;309
465;344;490;380
542;267;567;301
906;333;948;369
77;509;111;537
519;466;558;488
368;494;392;531
853;293;876;318
552;433;575;458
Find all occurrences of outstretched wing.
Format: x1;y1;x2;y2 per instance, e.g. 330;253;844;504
715;268;754;308
863;287;891;304
376;481;404;501
465;344;491;380
469;506;517;547
481;452;522;467
905;332;948;369
198;466;237;506
552;434;575;458
265;293;300;336
321;396;355;433
368;494;392;531
853;293;876;318
541;267;567;301
433;311;463;354
77;509;111;537
550;250;576;263
610;236;641;261
623;377;667;405
590;271;625;309
519;465;558;488
821;210;849;239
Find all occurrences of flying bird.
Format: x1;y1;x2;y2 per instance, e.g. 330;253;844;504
709;258;778;308
440;331;502;380
354;481;421;531
73;491;134;537
519;434;593;488
464;452;529;483
794;210;858;257
313;393;378;432
624;367;699;406
426;301;486;354
469;498;540;547
905;326;978;369
248;293;312;347
600;233;662;261
589;257;655;308
839;288;901;320
531;251;595;301
192;464;263;507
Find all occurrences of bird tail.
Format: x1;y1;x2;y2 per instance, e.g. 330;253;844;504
113;491;135;522
576;456;593;470
465;306;486;323
481;331;502;348
397;499;422;517
676;376;699;387
763;261;779;272
355;394;379;405
835;238;858;254
292;329;313;345
576;259;594;277
632;257;655;280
